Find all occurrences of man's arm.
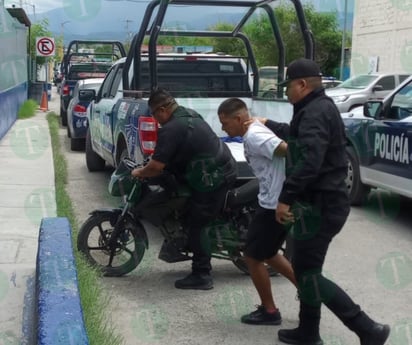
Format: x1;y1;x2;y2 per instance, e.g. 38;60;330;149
278;110;330;206
132;159;165;178
274;141;287;157
263;119;290;141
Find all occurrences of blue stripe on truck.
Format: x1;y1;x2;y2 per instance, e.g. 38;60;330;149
36;217;89;345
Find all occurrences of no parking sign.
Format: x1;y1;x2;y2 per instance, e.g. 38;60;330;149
36;37;55;57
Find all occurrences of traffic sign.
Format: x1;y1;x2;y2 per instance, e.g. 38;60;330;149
36;37;55;57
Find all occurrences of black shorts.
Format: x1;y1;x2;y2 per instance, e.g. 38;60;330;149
244;205;288;261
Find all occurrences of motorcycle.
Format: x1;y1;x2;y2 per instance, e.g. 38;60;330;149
77;158;290;277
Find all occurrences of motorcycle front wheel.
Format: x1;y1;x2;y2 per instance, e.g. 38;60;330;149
77;212;146;277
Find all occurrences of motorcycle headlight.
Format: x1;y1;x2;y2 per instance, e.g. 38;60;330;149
331;95;349;103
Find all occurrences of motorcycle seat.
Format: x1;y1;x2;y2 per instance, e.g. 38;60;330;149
225;178;259;209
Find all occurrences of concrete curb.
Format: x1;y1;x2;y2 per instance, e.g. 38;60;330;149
36;217;89;345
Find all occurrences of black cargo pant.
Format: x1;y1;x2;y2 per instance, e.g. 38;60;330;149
184;184;230;274
291;191;376;337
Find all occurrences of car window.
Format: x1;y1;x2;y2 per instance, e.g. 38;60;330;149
80;83;102;93
388;80;412;120
399;75;410;83
68;63;111;80
99;65;118;98
338;75;378;89
109;66;123;98
139;60;251;94
377;76;395;90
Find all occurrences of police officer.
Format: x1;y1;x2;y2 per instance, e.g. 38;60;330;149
262;58;390;345
132;88;236;290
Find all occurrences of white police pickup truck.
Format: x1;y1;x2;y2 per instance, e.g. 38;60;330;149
343;75;412;205
81;0;315;180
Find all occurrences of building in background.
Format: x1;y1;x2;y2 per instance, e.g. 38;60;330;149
0;2;30;139
350;0;412;75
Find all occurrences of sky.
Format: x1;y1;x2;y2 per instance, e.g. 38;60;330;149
3;0;153;14
4;0;354;15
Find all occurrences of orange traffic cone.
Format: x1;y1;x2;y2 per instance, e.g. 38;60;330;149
39;90;48;112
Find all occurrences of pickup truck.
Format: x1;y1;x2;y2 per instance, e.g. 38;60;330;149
59;40;127;126
82;0;313;178
343;75;412;205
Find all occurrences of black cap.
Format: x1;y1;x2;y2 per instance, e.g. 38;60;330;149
278;58;322;86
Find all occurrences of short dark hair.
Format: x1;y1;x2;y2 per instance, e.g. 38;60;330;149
218;98;247;117
148;88;175;108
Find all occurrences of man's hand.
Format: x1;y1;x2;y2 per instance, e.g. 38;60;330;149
243;117;267;131
131;168;143;179
276;202;294;224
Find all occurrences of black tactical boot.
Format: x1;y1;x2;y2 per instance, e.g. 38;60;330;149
278;328;323;345
174;273;213;290
158;240;190;263
359;322;390;345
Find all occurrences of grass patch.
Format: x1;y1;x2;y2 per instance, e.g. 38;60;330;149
18;99;38;119
47;112;124;345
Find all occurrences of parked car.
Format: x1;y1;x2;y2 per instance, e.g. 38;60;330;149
60;62;115;126
322;76;342;89
67;78;105;151
326;73;410;112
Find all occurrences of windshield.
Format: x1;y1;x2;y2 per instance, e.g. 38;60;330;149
338;75;379;89
259;67;278;79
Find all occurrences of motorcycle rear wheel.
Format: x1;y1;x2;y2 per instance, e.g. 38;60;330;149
77;213;146;277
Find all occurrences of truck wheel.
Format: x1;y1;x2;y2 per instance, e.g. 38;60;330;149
86;129;105;171
346;146;370;205
115;141;129;167
71;138;85;151
60;106;67;126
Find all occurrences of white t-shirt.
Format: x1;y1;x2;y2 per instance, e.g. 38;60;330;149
243;121;285;209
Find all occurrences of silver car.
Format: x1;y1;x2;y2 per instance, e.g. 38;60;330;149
326;73;410;112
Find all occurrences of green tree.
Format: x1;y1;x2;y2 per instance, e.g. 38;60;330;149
207;23;246;57
203;4;344;76
248;4;342;75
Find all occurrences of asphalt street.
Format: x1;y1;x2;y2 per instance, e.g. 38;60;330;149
48;86;412;345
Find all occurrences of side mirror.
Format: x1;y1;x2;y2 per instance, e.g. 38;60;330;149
363;100;383;118
372;84;384;92
79;89;96;102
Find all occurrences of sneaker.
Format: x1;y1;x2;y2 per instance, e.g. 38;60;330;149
360;323;390;345
241;305;282;325
278;328;323;345
174;273;213;290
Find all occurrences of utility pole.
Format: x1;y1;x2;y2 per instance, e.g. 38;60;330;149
123;19;133;45
339;0;348;81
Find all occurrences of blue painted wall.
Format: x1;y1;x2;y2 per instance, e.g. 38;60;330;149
0;83;28;139
0;5;29;140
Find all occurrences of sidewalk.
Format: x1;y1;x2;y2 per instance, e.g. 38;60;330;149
0;102;56;343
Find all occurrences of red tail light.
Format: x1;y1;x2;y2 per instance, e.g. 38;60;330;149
73;104;87;115
138;116;158;155
63;84;70;96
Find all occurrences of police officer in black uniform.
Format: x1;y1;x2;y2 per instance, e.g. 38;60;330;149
261;58;390;345
132;88;236;290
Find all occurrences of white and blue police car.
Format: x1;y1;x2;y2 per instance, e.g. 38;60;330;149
342;75;412;205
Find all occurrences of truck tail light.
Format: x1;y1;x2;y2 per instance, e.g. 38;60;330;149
73;104;87;116
62;84;70;96
138;116;158;155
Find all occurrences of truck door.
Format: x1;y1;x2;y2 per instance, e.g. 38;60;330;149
90;63;123;165
366;80;412;192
